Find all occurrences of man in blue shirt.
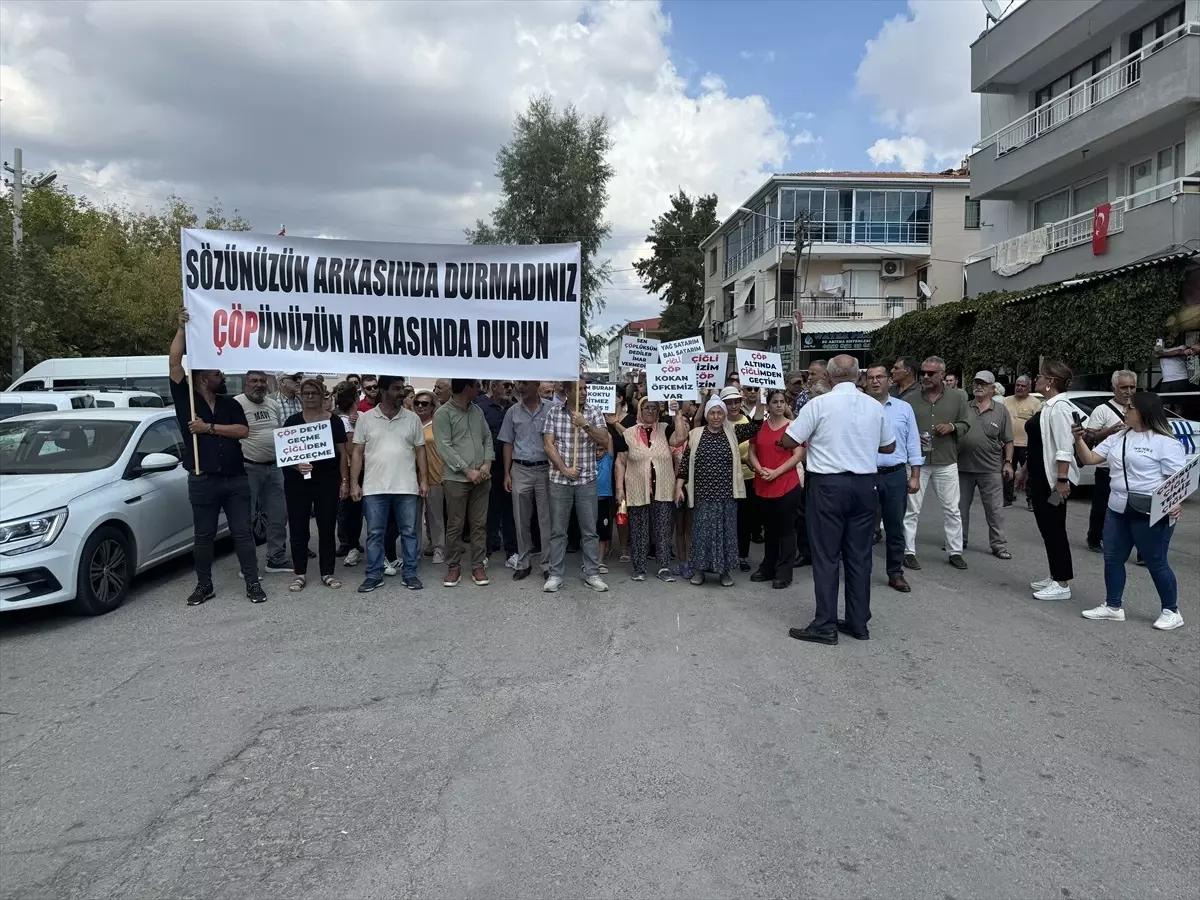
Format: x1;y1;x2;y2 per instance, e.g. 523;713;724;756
866;365;923;592
475;379;517;564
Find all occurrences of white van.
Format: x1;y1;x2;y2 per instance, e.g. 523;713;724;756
0;392;97;421
88;390;165;409
7;357;246;405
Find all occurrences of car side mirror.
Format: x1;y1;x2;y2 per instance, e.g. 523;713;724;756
138;452;180;474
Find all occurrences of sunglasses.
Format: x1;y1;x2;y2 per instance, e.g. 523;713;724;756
414;400;432;407
300;391;323;398
920;370;940;376
364;385;379;391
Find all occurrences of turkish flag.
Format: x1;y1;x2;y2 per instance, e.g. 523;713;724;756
1092;203;1111;255
278;225;286;236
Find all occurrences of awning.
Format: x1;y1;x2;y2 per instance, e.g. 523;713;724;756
799;319;893;334
998;250;1196;306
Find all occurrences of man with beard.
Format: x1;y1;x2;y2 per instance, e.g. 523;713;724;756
234;370;290;574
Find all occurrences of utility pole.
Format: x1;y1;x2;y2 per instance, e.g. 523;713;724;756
4;148;57;381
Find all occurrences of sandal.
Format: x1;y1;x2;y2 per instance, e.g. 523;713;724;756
993;549;1012;560
288;576;306;593
321;575;343;589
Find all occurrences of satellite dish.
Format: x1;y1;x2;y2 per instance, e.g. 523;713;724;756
918;281;933;299
981;0;1005;23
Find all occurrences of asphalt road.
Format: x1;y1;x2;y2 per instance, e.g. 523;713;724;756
2;492;1197;900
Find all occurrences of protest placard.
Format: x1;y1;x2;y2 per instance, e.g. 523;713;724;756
736;349;785;389
588;383;617;415
1150;454;1200;525
181;230;582;380
619;334;660;369
647;363;698;402
274;420;335;477
657;335;705;362
682;351;727;389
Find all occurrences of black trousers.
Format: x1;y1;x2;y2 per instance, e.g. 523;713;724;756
1030;478;1073;582
338;470;364;551
1087;466;1110;547
188;473;259;586
794;480;811;559
807;473;877;634
487;469;517;555
758;485;800;578
1004;447;1029;504
737;480;759;559
285;471;339;578
876;466;908;576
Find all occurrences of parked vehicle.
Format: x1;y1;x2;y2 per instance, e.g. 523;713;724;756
87;390;165;409
0;409;229;615
6;356;246;405
0;392;97;421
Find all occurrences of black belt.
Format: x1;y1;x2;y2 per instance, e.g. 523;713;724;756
513;459;548;467
245;459;275;465
809;471;875;477
878;463;906;475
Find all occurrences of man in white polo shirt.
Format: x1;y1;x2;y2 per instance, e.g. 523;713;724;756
780;354;895;646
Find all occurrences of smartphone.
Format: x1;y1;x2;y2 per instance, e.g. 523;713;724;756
1071;411;1085;426
1047;491;1063;507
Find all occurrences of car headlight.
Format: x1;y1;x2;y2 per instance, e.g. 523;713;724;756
0;508;69;556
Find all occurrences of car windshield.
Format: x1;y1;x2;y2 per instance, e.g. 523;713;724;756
0;418;137;474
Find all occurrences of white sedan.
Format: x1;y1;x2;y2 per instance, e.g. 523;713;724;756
0;409;228;615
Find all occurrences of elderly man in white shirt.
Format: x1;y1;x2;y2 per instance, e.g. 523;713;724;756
1082;369;1137;552
780;354;895;646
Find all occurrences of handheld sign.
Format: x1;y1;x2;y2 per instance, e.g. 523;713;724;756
687;351;728;390
589;383;617;415
736;349;785;389
657;335;706;362
274;420;335;479
619;334;660;369
1150;454;1199;525
647;363;698;402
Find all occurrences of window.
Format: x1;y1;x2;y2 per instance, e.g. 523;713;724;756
1071;178;1108;215
1033;48;1112;126
964;196;981;229
128;377;173;403
1130;4;1184;55
12;380;44;391
1033;189;1070;228
708;248;717;275
132;419;184;468
129;395;164;408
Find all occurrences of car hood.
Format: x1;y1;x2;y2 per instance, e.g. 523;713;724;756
0;471;112;519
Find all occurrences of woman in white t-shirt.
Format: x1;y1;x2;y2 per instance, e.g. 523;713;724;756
1072;392;1187;631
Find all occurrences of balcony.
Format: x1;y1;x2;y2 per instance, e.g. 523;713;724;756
710;318;739;345
795;297;924;321
966;177;1200;295
724;220;932;281
971;22;1200;199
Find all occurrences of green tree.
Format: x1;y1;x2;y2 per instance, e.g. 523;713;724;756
468;94;614;354
633;190;719;342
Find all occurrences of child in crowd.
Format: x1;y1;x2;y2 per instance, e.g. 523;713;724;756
596;445;614;575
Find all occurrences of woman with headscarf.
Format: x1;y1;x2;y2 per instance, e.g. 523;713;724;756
614;398;689;582
675;391;764;586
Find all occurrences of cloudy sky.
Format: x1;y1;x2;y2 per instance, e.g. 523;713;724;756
0;0;991;331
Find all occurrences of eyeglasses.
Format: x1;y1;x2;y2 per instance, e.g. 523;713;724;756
300;391;322;398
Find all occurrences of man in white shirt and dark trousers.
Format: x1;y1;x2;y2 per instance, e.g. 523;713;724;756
864;365;922;593
234;370;291;573
781;355;895;645
1082;370;1136;552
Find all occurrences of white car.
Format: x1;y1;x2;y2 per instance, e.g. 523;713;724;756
0;409;228;615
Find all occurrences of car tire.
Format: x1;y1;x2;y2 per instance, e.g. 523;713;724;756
252;500;266;545
68;526;132;616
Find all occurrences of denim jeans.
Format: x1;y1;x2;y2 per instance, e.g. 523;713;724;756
1102;509;1177;611
363;494;420;582
549;480;599;579
245;462;288;567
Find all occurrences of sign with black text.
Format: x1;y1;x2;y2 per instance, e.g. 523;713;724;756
657;335;706;361
647;363;698;402
274;420;335;474
619;334;660;369
800;331;871;352
1150;455;1200;525
736;349;785;389
588;383;617;415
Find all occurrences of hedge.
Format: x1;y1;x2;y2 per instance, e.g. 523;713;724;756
870;262;1189;376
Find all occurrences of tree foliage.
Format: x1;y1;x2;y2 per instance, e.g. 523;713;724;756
870;264;1189;376
0;182;249;384
467;94;614;355
633;190;719;342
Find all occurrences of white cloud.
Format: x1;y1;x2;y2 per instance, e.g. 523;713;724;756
738;49;775;64
791;130;818;147
0;0;789;328
855;0;982;170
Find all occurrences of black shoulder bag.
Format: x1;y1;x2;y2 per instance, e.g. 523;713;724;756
1122;432;1153;517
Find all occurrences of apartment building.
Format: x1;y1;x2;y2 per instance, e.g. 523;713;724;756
699;172;979;370
966;0;1200;296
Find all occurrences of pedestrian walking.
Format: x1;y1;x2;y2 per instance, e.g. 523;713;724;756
169;309;264;606
902;356;970;570
1082;370;1137;551
283;379;349;592
1003;375;1041;508
781;355;895;645
1072;392;1186;630
1014;360;1078;601
435;380;494;588
234;370;290;574
542;378;612;593
413;390;446;564
476;379;517;565
351;375;428;593
748;389;805;589
864;365;922;592
334;382;365;564
500;381;553;581
958;371;1014;560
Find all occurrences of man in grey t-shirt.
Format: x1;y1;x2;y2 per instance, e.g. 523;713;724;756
235;370;290;572
957;371;1013;559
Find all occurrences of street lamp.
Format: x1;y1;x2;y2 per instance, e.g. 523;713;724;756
3;148;58;380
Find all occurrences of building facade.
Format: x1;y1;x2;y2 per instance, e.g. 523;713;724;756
699;172;979;371
966;0;1200;296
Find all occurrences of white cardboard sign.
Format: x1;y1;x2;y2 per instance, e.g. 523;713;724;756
657;335;705;361
619;334;660;369
736;349;785;389
647;363;698;402
1150;454;1200;525
274;420;335;475
588;383;617;415
680;351;728;390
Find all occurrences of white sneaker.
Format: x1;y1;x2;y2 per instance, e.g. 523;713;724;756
505;553;520;570
543;576;562;593
1082;604;1125;621
343;548;361;567
586;575;609;592
383;559;400;577
1030;576;1054;591
1153;609;1185;631
1033;582;1072;601
431;549;445;564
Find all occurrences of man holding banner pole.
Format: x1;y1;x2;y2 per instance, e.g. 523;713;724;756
169;310;266;606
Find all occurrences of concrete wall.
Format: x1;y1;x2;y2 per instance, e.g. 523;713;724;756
931;186;981;304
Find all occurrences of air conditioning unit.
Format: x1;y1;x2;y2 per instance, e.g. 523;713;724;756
881;259;906;279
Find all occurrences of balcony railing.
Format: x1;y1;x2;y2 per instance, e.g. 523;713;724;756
710;318;740;343
724;220;933;278
974;22;1199;159
795;297;923;320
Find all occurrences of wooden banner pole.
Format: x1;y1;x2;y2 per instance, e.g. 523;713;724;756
187;369;201;475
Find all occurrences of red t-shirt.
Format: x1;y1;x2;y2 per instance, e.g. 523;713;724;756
357;398;376;413
752;420;800;499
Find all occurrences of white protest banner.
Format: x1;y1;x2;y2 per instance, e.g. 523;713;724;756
657;335;706;362
619;334;660;369
736;349;785;389
1150;454;1200;525
588;383;617;415
274;420;335;478
647;363;698;402
181;230;582;380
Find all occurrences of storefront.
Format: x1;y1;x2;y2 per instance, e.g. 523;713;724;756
793;328;875;369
